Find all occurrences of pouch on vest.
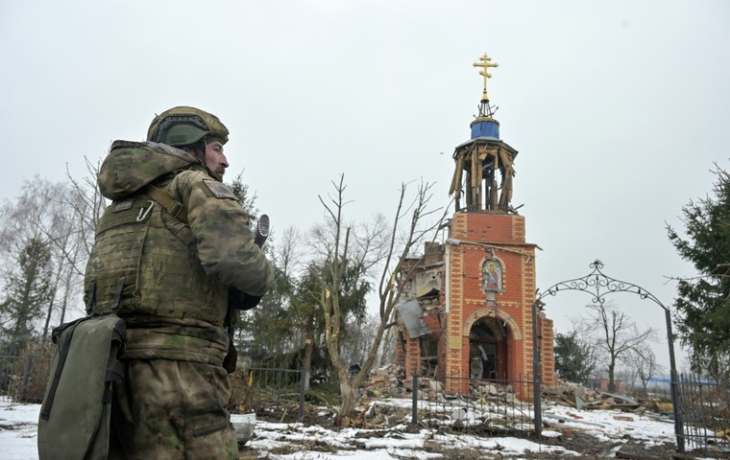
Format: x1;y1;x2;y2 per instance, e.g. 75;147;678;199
37;314;127;460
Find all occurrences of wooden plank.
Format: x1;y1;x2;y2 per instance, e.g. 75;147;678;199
449;153;464;197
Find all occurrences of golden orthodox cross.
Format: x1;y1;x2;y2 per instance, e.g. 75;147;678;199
473;53;499;102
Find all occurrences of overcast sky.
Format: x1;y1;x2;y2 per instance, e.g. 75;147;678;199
2;0;729;371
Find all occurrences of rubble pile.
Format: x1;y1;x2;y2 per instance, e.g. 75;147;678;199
363;364;406;396
363;367;663;416
543;380;645;412
351;368;673;434
469;380;519;404
365;364;523;404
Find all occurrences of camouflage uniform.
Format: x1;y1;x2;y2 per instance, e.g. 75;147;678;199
85;137;274;459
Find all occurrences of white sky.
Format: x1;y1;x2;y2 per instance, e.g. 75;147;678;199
0;399;695;460
2;1;729;371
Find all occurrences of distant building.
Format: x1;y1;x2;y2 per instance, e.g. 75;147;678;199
586;377;626;394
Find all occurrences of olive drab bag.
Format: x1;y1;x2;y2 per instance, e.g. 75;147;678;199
37;314;127;460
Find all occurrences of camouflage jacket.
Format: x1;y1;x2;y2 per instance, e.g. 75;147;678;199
84;141;274;363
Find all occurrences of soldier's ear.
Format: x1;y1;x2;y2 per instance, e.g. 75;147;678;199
180;145;205;161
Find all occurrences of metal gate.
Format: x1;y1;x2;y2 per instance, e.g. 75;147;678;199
678;373;730;454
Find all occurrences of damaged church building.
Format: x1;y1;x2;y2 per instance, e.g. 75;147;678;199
393;54;556;398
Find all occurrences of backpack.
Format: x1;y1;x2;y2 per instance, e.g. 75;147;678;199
37;314;127;460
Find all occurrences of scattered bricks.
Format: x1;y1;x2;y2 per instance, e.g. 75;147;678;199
613;415;634;422
369;375;390;388
429;379;444;393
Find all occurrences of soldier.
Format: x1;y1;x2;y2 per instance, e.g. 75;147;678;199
84;106;274;459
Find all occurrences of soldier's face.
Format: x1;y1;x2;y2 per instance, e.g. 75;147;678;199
204;140;229;180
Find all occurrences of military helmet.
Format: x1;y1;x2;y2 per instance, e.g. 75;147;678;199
146;106;229;146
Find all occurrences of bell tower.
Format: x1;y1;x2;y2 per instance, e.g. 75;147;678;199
449;53;518;213
440;53;555;395
393;54;555;398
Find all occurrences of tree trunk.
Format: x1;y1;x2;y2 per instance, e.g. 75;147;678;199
42;296;55;342
336;373;358;427
608;359;616;392
302;315;314;390
60;251;76;324
60;292;69;325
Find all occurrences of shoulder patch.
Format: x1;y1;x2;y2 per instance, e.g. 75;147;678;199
202;180;238;200
112;199;134;212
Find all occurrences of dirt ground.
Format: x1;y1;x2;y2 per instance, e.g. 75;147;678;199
238;406;707;460
234;383;729;460
239;429;718;460
241;433;694;460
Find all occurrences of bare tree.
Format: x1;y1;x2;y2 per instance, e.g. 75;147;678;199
65;158;107;269
624;344;663;397
554;326;597;384
313;175;444;426
0;160;105;341
277;226;302;278
340;314;380;370
0;178;78;338
584;302;656;392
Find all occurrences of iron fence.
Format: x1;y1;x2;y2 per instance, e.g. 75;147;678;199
229;366;307;423
0;348;53;404
410;374;538;436
679;373;730;455
0;348;309;423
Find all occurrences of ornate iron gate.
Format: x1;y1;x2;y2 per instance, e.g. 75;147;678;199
531;260;685;452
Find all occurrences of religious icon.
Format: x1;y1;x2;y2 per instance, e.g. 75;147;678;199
482;258;503;293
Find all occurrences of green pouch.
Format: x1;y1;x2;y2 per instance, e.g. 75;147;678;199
37;314;127;460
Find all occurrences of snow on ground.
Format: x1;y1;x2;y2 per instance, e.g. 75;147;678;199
246;420;577;459
0;402;44;460
0;398;714;459
542;403;676;445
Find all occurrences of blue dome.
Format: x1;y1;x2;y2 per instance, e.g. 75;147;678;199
470;118;500;139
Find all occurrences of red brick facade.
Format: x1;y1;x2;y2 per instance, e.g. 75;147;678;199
394;212;556;398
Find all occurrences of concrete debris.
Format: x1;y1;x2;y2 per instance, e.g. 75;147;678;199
366;367;651;411
358;368;668;431
366;364;526;406
542;380;646;411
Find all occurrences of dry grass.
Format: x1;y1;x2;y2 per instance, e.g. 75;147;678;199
6;342;53;403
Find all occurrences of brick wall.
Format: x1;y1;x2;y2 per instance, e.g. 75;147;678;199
395;210;556;398
443;212;553;393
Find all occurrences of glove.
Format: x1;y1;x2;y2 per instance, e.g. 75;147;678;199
228;287;262;311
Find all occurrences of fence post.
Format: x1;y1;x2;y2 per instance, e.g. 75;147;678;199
299;369;307;422
411;374;418;425
20;354;32;401
665;307;685;453
531;300;542;438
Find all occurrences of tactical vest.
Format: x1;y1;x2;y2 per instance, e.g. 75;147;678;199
84;175;228;327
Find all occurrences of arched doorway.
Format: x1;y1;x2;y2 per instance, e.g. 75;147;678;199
468;317;505;380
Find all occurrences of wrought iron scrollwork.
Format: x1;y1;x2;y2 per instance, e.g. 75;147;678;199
536;259;666;311
531;260;682;452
